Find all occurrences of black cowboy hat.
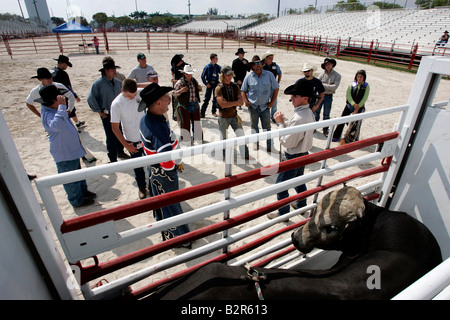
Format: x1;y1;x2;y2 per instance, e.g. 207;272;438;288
170;54;184;66
138;82;173;112
284;78;317;98
31;67;52;79
34;84;68;105
99;57;121;72
235;48;246;55
54;54;72;67
321;58;337;69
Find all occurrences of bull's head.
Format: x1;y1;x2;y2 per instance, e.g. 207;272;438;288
292;187;365;253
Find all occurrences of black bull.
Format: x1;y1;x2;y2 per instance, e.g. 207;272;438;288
146;200;442;300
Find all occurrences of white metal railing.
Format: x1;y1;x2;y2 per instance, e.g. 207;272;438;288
34;104;409;299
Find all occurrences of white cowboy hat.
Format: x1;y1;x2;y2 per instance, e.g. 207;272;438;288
262;50;275;60
301;62;317;72
181;64;196;74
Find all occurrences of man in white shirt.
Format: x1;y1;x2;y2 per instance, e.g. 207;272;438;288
110;78;148;199
267;79;316;220
26;68;76;118
127;53;156;83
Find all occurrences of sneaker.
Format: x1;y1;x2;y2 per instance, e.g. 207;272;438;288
323;129;329;137
332;138;340;142
117;152;130;159
76;121;86;128
212;112;218;117
138;187;147;200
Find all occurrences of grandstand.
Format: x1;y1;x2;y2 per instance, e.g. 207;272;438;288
173;8;449;48
0;19;49;36
172;18;258;33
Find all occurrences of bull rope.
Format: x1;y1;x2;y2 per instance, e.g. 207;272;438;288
245;263;267;300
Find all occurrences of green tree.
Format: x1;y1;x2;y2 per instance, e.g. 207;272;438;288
51;16;65;25
207;8;219;15
129;11;148;19
92;12;108;28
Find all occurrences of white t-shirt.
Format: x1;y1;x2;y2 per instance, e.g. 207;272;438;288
110;88;144;142
26;82;76;111
127;65;156;83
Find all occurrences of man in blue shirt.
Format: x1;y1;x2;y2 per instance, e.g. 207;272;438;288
87;57;128;162
37;85;96;207
241;55;279;152
200;53;221;118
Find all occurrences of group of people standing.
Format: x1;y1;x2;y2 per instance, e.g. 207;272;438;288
28;49;370;247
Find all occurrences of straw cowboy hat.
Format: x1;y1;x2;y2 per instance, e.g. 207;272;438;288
301;62;317;72
180;64;196;74
138;82;173;112
262;50;275;60
248;55;263;66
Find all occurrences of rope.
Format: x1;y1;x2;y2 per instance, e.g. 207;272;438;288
245;263;267;300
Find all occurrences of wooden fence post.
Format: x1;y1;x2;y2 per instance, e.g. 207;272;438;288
2;35;13;59
367;40;374;64
56;33;63;54
408;44;418;71
102;30;109;54
146;31;151;52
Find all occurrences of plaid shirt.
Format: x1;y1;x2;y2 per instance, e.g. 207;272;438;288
174;78;198;103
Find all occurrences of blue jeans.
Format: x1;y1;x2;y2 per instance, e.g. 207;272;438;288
101;114;124;162
201;85;218;115
270;98;278;119
314;94;333;131
218;115;249;158
128;144;147;189
249;106;272;149
276;152;308;216
56;159;87;207
149;166;190;241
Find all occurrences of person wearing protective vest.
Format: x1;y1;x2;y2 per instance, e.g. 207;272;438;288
332;70;370;144
215;66;251;161
139;83;191;248
173;65;203;145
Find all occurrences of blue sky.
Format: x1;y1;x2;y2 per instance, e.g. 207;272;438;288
2;0;414;21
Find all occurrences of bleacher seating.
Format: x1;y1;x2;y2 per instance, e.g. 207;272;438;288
173;8;449;48
173;19;258;32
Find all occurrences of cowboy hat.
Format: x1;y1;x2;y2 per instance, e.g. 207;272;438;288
301;62;317;72
171;54;184;66
99;57;121;71
138;82;173;112
321;58;337;69
284;79;316;98
220;65;235;76
54;55;72;67
180;64;195;74
31;67;52;79
248;55;263;66
262;50;275;60
34;84;68;105
235;48;247;55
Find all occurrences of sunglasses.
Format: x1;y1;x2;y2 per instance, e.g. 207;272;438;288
253;61;262;65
